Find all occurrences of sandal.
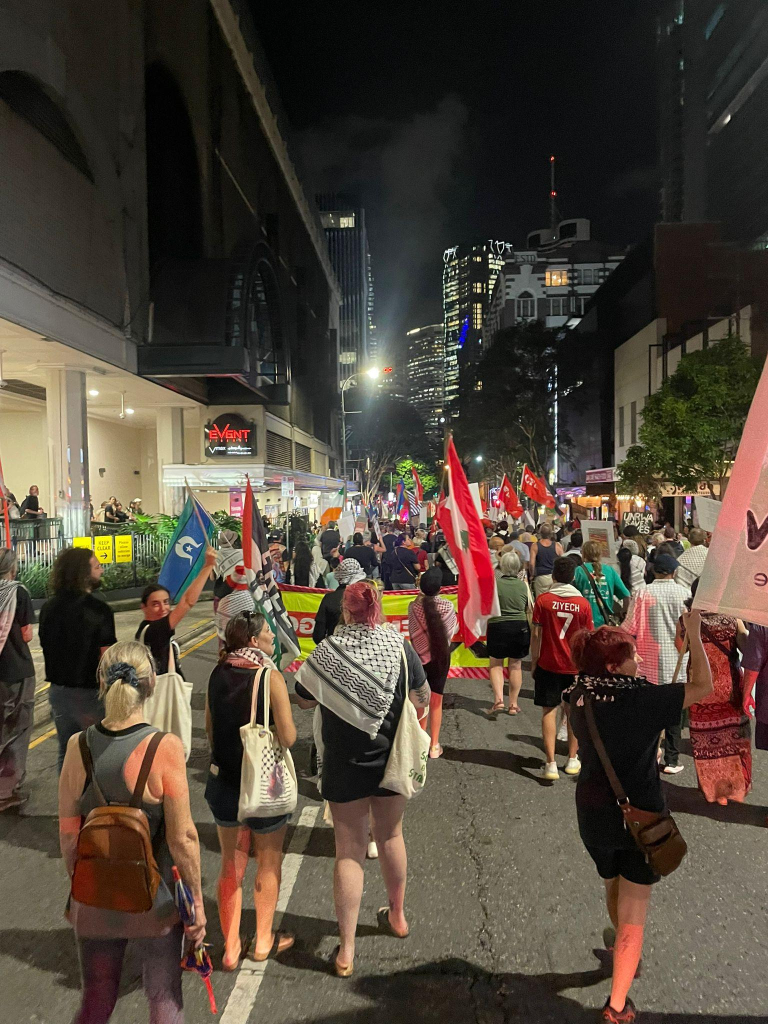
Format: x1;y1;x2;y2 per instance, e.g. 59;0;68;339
508;705;521;715
221;942;244;972
485;701;505;716
377;906;409;938
332;944;353;977
247;931;295;962
429;744;443;759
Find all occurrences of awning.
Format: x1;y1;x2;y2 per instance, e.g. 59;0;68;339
162;462;343;493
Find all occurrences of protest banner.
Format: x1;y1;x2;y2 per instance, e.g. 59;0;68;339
694;356;768;626
621;510;654;535
280;584;490;678
694;495;721;534
581;520;618;564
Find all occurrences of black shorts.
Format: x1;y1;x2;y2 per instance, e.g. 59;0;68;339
533;666;575;707
425;658;448;697
205;768;291;833
486;619;530;660
583;844;660;886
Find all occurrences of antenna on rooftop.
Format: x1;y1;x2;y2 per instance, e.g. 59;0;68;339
549;155;558;237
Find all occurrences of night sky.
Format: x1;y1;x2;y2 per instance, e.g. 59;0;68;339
252;2;658;352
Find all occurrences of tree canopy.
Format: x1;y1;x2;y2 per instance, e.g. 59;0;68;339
455;320;568;480
348;396;434;505
395;457;440;499
617;335;760;498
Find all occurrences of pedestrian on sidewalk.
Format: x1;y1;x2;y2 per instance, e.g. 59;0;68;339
623;553;689;774
136;546;217;672
294;581;430;977
574;542;630;627
530;556;593;780
205;611;297;968
484;551;531;716
0;548;35;812
565;615;712;1023
59;641;205;1024
529;524;563;597
407;567;457;758
40;548;117;772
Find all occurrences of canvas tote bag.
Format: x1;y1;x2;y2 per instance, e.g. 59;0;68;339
140;626;193;761
381;648;430;798
238;666;298;821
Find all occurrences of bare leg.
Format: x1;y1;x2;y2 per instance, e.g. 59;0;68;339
370;795;409;936
542;705;558;763
489;658;506;708
251;826;288;958
603;877;619;930
216;826;250;966
428;692;443;749
507;659;523;711
609;878;651;1012
330;798;370;967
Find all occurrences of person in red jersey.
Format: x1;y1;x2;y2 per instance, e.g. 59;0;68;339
531;556;593;781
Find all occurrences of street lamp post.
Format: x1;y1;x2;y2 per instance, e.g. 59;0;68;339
340;366;381;508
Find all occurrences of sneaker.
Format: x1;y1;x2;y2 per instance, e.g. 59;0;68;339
556;708;569;743
366;841;379;859
564;756;581;776
601;997;636;1023
663;764;684;775
541;762;560;781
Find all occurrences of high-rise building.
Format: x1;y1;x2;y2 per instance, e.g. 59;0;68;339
317;193;372;381
442;240;513;412
406;324;445;440
658;1;768;245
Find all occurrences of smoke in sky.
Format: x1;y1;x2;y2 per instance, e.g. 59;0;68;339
298;95;469;348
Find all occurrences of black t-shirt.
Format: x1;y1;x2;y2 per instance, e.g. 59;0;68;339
20;494;40;517
566;676;685;846
387;547;419;585
136;615;182;677
345;545;379;574
208;663;270;786
320;529;341;557
39;591;117;689
0;583;35;682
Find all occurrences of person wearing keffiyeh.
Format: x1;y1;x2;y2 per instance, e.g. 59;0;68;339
294;582;430;976
0;548;35;812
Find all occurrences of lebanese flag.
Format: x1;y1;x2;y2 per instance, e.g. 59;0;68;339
498;474;523;518
242;476;268;574
438;438;499;646
411;466;423;504
520;464;556;508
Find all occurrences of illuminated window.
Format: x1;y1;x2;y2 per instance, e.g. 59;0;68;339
474;380;483;391
545;269;569;287
339;215;355;228
473;282;483;293
473;255;482;262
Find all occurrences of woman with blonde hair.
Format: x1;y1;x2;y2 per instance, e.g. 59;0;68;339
59;641;204;1024
574;540;630;627
485;550;531;715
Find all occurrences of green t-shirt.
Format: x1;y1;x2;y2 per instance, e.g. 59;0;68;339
490;575;530;623
574;562;630;626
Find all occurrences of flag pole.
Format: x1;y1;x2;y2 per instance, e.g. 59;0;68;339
184;477;215;539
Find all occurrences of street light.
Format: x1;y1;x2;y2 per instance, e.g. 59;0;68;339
340;366;391;504
475;455;483;463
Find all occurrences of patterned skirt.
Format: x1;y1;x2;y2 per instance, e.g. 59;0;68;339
689;700;752;804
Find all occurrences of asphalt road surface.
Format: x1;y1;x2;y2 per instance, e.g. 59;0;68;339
2;630;767;1023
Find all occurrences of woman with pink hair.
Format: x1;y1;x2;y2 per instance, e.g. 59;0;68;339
295;582;430;977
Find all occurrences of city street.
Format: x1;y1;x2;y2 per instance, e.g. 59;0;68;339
1;630;766;1024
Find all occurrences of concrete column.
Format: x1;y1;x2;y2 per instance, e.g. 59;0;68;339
46;369;90;536
156;407;185;514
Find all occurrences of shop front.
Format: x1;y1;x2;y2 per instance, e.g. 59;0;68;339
577;467;652;526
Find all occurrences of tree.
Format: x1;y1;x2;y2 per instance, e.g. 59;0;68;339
455;320;570;481
349;397;433;505
395;457;440;499
617;335;760;498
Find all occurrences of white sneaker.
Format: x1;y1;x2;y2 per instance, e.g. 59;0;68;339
367;841;379;859
663;764;684;775
541;762;560;781
564;757;581;776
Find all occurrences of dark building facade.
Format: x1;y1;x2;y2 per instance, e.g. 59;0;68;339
317;193;372;383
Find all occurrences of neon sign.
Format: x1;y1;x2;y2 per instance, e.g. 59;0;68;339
205;413;256;458
457;316;470;348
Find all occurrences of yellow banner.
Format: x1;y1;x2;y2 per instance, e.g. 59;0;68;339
93;535;114;564
280;585;489;677
72;536;91;549
114;534;133;563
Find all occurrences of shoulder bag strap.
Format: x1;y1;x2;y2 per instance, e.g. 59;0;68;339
130;731;165;808
250;666;269;726
78;730;108;807
583;697;629;805
585;567;614;621
396;548;418;580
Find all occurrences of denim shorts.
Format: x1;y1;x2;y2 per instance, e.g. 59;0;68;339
205;766;290;833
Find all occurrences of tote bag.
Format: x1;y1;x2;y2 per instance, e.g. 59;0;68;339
381;648;430;798
140;626;193;760
238;667;298;821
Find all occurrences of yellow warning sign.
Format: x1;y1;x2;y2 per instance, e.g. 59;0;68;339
93;536;114;564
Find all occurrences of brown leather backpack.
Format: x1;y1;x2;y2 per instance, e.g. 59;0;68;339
71;730;164;913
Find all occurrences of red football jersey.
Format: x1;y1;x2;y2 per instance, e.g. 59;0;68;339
533;590;594;674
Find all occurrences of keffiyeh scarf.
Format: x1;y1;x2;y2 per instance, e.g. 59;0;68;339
296;623;405;738
0;579;19;658
225;647;278;671
564;672;655;704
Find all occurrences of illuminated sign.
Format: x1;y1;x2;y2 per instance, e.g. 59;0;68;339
457;316;470;348
205;413;256;458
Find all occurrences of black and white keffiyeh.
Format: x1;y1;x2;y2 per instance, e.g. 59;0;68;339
296;623;405;738
564;672;654;704
0;579;18;658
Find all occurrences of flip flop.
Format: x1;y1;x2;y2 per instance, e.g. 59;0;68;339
508;705;521;715
247;931;295;962
429;744;443;759
332;945;354;977
377;906;409;938
221;942;244;972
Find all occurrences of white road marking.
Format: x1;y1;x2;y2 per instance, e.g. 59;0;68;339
219;803;323;1023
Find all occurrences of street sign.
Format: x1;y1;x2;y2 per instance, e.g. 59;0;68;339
281;477;295;498
93;535;114;564
621;511;654;535
114;534;133;563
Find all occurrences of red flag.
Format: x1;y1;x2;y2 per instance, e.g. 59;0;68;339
411;466;423;504
520;464;556;508
498;474;523;518
439;438;499;646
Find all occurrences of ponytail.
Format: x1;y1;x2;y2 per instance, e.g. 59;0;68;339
582;541;604;579
98;641;154;720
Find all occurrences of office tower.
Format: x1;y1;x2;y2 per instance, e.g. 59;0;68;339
406;323;445;440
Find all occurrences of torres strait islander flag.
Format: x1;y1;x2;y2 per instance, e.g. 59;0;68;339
438;437;499;646
520;464;556;508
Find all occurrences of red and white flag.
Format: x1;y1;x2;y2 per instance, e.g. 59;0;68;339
498;474;523;518
437;438;499;645
520;464;556;508
411;466;424;504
